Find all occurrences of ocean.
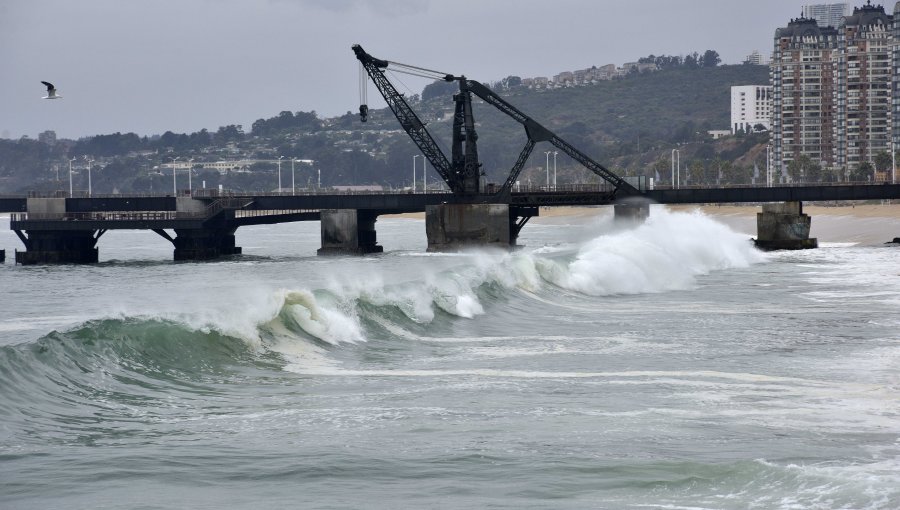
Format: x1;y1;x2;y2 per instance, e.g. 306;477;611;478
1;206;899;509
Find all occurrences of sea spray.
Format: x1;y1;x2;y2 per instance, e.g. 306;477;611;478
541;208;765;295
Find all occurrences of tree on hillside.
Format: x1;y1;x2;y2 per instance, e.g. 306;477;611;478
683;52;700;69
686;160;704;186
215;125;244;144
701;50;721;68
422;79;457;101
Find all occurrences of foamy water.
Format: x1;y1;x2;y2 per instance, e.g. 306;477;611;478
1;207;898;509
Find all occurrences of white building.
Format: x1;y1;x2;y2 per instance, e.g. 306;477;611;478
730;85;773;134
802;3;852;28
744;49;769;65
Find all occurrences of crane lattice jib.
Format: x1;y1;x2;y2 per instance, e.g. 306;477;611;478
463;80;639;196
353;45;459;192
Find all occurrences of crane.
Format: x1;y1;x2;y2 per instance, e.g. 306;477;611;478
353;44;640;197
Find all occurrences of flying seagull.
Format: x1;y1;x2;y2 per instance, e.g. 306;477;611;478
41;81;61;99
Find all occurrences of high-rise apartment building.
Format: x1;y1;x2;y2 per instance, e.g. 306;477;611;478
731;85;773;134
771;2;897;180
893;2;900;151
802;3;853;28
834;3;893;171
772;17;839;173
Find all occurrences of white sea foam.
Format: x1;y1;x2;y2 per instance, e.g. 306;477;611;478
540;208;765;295
96;209;769;360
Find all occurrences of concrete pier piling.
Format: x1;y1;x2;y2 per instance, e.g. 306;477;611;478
754;201;818;250
425;203;514;252
317;209;383;255
172;228;241;261
14;230;100;264
613;202;650;223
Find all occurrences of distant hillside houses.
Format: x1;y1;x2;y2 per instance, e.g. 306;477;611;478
521;61;658;89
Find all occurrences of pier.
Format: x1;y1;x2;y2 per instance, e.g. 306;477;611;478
2;183;898;264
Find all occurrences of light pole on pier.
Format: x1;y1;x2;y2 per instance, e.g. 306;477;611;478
553;151;558;190
172;157;179;194
317;168;321;189
277;156;284;192
544;151;551;189
187;158;194;194
86;157;94;197
766;144;772;187
68;157;75;197
291;159;297;195
423;157;427;191
413;155;420;192
671;149;681;189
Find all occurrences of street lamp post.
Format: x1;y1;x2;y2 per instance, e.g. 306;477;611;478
676;150;681;189
552;151;558;190
423;157;427;191
277;156;284;192
68;157;75;197
317;168;321;189
892;142;896;184
544;151;551;189
172;157;179;194
766;144;772;187
412;155;420;192
291;159;297;195
671;149;680;189
86;157;94;197
187;158;194;194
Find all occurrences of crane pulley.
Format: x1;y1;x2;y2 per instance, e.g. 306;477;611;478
353;44;639;197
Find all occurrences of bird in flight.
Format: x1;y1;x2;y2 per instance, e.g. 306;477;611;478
41;81;62;99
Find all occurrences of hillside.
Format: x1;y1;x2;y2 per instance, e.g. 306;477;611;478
0;64;771;193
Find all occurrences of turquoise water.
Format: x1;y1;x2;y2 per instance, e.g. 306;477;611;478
1;207;899;509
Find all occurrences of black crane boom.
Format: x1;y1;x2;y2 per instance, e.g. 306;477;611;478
353;44;640;197
462;79;638;195
353;44;457;191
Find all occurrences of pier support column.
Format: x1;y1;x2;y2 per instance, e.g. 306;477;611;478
613;202;650;223
172;228;241;261
426;203;514;252
754;201;818;250
317;209;383;255
14;230;100;264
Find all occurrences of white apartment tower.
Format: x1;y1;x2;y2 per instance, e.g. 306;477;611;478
731;85;773;134
745;50;769;65
802;3;853;28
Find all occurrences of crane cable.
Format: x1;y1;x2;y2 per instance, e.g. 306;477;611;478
359;62;368;106
359;62;369;121
386;60;452;81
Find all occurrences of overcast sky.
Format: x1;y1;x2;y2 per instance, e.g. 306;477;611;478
3;0;830;140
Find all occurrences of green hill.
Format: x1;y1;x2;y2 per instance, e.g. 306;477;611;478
0;64;771;193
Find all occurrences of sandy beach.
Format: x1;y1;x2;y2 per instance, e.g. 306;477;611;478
386;203;900;219
383;202;900;245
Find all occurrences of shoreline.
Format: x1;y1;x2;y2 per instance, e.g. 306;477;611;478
383;202;900;220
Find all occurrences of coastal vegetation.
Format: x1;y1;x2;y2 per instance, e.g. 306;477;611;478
1;62;778;193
